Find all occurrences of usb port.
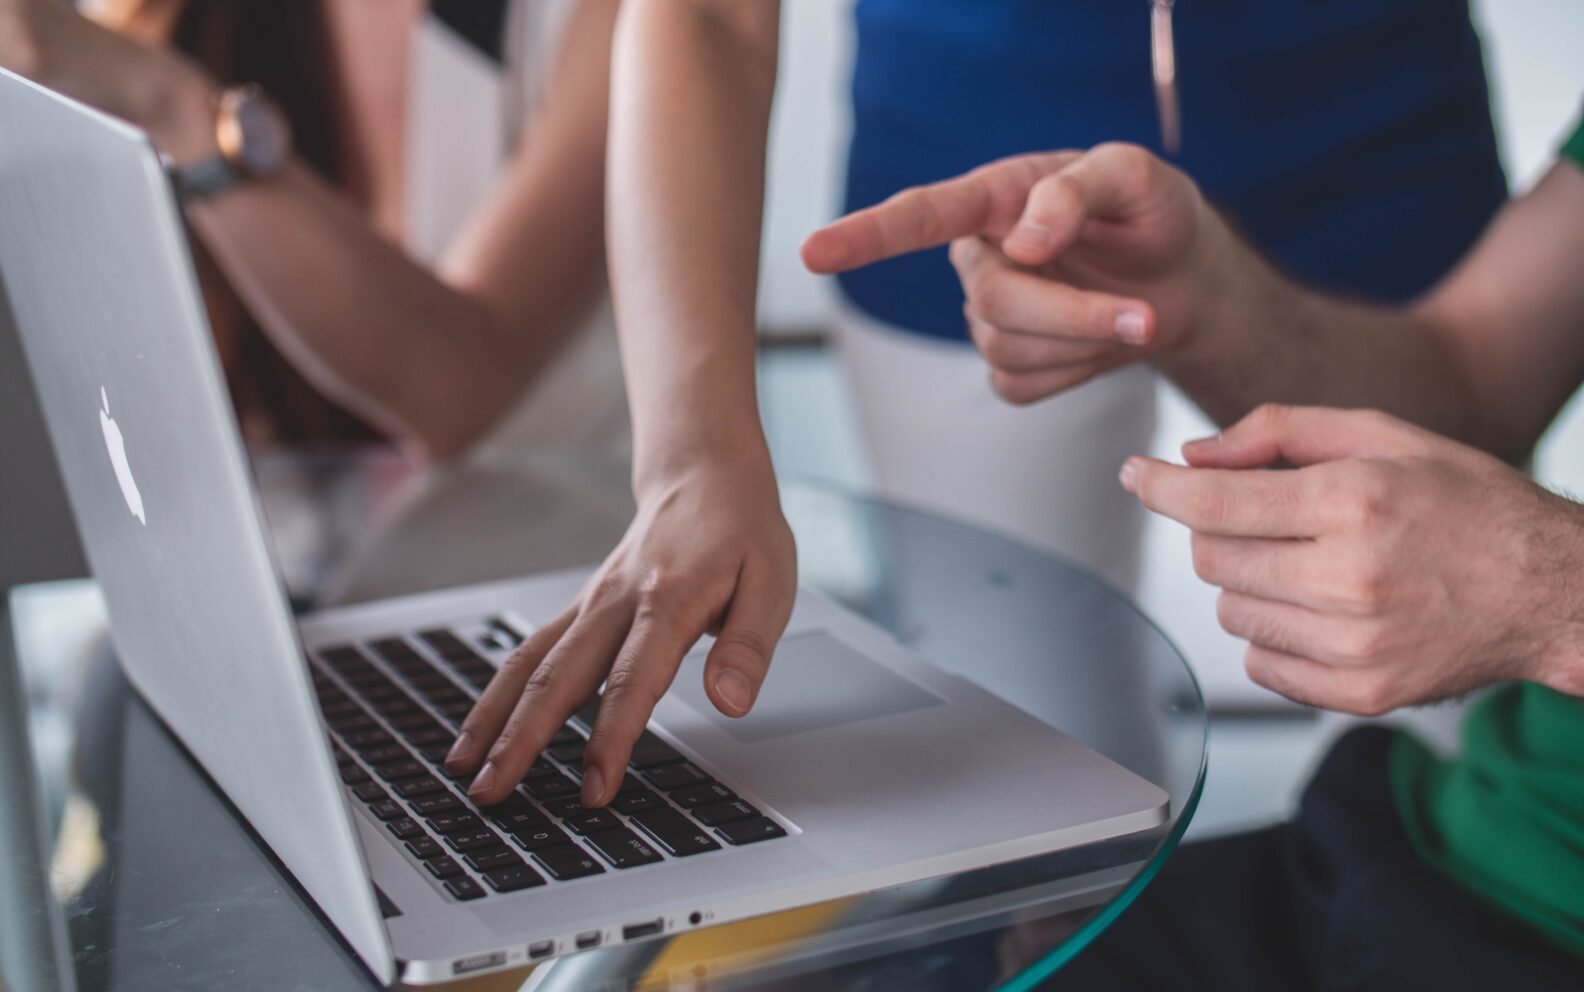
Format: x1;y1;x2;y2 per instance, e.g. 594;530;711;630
527;940;555;960
575;930;602;950
622;919;664;941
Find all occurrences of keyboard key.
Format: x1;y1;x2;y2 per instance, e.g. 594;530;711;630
584;826;663;869
612;789;667;816
407;728;455;747
670;781;735;809
561;809;621;835
427;811;484;835
628;731;685;769
541;797;590;819
487;617;526;645
444;828;504;854
409;793;463;817
374;760;428;783
338;763;370;786
405;837;443;860
631;807;722;857
369;799;404;821
692;799;760;827
531;844;606;881
425;855;464;879
550;726;583;747
360;745;409;766
643;762;709;792
523;774;579;801
548;741;586;765
328;713;376;735
443;876;485;901
439;701;474;722
464;847;524;872
394;777;447;800
388;712;440;733
386;817;423;840
352;783;387;804
483;865;545;893
714;817;787;846
418;629;472;658
506;821;571;851
490;810;552;836
520;757;559;781
344;730;396;752
419;745;453;765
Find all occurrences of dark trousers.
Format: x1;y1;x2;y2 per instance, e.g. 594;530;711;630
1046;727;1583;991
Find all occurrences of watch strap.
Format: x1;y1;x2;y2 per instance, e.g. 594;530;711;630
173;154;243;202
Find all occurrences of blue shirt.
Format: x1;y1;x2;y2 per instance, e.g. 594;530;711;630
839;0;1508;340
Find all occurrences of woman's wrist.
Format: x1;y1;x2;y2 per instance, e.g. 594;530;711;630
632;428;776;504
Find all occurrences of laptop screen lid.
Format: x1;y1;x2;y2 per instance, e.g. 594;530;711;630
0;70;394;983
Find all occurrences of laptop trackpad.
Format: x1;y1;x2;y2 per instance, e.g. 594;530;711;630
670;631;944;744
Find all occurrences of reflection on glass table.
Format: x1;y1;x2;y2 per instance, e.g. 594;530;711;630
2;449;1205;992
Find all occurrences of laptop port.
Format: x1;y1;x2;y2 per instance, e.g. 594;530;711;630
575;930;603;950
452;951;506;976
622;919;665;941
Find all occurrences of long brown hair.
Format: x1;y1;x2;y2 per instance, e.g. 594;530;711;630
100;0;379;445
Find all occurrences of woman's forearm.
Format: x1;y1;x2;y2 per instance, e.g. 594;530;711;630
182;0;619;458
606;0;782;492
186;159;598;457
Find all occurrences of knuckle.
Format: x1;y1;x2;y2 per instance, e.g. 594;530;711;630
1191;535;1222;583
1340;621;1389;662
713;626;773;670
978;327;1020;369
1249;403;1290;433
1341;676;1394;717
601;665;663;711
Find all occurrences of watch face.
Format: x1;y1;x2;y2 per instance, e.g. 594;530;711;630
218;89;289;177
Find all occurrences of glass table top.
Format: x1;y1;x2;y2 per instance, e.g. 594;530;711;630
1;448;1206;992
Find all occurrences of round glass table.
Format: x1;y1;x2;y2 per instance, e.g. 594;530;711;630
1;448;1205;992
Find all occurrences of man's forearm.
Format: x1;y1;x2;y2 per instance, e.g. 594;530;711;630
1156;213;1487;454
607;0;781;492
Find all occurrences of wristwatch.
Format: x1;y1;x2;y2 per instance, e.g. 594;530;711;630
173;84;291;201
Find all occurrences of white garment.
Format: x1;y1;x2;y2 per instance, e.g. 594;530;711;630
403;1;629;459
834;303;1157;594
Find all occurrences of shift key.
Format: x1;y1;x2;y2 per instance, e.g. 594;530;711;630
631;808;720;857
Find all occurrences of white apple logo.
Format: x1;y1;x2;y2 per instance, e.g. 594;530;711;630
99;386;145;525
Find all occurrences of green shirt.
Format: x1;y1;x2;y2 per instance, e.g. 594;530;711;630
1390;112;1584;958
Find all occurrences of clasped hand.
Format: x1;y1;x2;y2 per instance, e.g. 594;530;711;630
1124;404;1584;713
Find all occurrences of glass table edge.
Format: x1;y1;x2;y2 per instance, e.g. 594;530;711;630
992;743;1209;991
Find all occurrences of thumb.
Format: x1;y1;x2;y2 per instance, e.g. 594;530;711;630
702;562;792;719
1183;405;1428;469
1001;142;1169;267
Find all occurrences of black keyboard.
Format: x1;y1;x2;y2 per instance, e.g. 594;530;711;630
310;616;785;902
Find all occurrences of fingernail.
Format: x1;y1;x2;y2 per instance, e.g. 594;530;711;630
715;669;754;715
1008;219;1054;251
468;761;498;800
1115;309;1148;344
1119;458;1141;494
1182;434;1221;455
581;764;606;807
444;731;473;770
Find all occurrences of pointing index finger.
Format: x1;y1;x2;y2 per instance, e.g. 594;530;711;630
801;152;1077;273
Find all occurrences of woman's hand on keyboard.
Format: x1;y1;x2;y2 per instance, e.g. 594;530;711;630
446;458;797;807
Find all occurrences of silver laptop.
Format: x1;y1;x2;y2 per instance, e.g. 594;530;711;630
0;69;1167;985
